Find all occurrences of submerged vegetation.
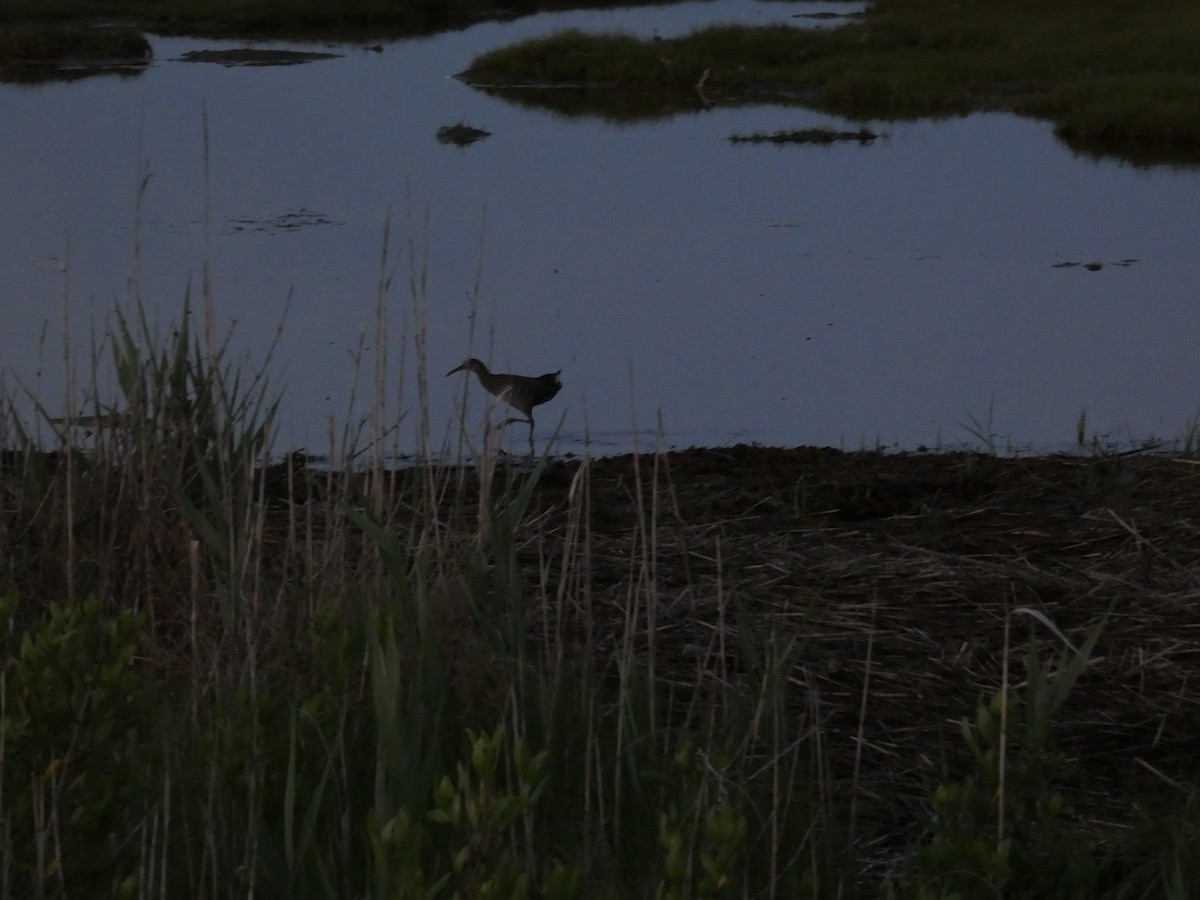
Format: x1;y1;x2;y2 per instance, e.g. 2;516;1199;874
436;121;492;146
3;272;1200;897
728;126;879;145
460;0;1200;165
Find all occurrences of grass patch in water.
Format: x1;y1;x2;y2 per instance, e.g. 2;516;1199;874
459;0;1200;165
728;126;879;145
0;22;149;80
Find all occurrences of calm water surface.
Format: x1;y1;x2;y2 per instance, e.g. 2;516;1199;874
3;1;1199;458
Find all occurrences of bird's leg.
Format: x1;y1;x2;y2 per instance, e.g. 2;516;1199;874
494;414;537;455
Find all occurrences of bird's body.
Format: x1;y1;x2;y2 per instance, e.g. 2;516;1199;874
447;358;562;451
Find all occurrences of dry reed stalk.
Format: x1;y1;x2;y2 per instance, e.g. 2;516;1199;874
498;445;1200;857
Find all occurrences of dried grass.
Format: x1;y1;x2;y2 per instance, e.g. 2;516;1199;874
495;446;1200;849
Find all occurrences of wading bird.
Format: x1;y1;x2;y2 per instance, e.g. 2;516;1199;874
447;358;562;453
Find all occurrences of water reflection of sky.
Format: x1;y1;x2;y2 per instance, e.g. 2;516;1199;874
2;0;1199;457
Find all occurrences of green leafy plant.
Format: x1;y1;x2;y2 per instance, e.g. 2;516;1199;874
371;726;582;900
906;613;1105;899
0;592;152;898
656;736;747;900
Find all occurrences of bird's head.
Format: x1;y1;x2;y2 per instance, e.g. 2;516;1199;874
446;358;484;377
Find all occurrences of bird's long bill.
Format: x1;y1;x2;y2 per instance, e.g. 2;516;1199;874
446;362;467;376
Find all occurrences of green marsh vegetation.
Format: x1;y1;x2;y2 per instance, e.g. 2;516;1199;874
0;0;636;78
3;218;1200;897
0;0;685;41
0;21;149;81
7;0;1200;165
460;0;1200;165
0;0;527;37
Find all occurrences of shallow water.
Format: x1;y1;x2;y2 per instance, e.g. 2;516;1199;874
2;0;1199;458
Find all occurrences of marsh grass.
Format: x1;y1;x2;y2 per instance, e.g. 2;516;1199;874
9;0;1200;162
0;22;148;60
3;247;1200;897
459;0;1200;164
0;0;662;40
0;22;150;82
